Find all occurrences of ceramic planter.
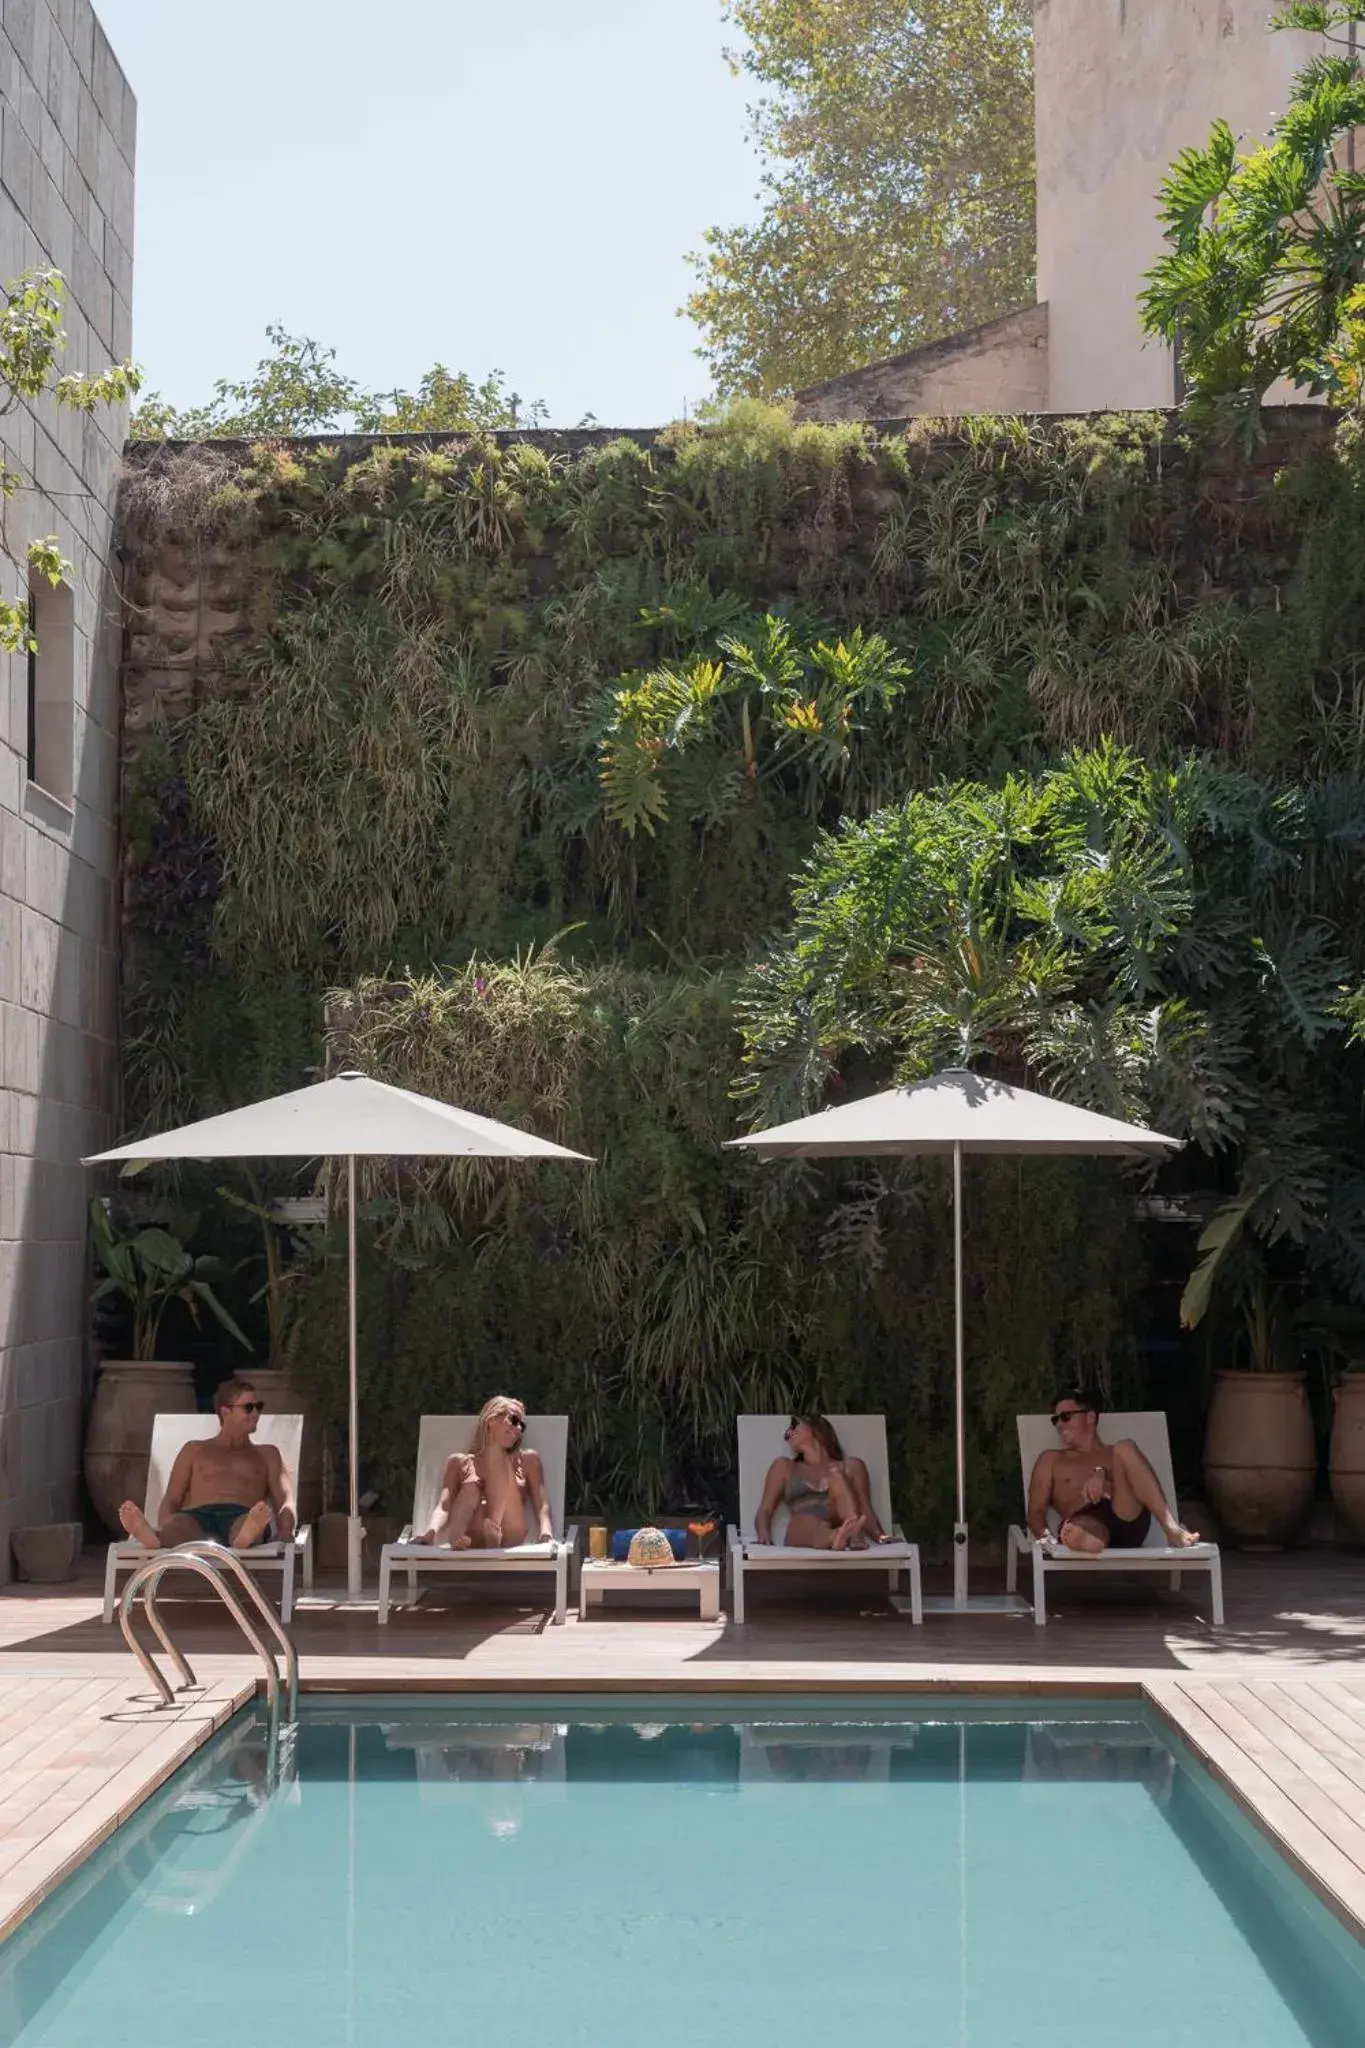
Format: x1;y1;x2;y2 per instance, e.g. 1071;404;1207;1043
1202;1369;1315;1548
1329;1372;1365;1544
82;1360;195;1535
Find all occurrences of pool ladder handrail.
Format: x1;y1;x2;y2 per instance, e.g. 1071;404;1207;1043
120;1540;299;1725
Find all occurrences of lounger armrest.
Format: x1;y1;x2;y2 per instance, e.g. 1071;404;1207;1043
560;1522;582;1555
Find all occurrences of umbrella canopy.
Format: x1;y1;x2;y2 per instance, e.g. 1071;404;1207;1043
86;1072;591;1599
85;1072;593;1165
725;1068;1178;1160
729;1068;1179;1609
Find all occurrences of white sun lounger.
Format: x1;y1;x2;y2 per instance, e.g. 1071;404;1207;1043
1006;1410;1223;1626
727;1414;922;1624
101;1412;313;1624
376;1414;578;1626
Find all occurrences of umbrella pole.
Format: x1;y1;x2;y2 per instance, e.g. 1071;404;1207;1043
953;1139;968;1607
346;1154;362;1602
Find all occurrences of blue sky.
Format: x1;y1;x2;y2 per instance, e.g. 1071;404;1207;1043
91;0;759;427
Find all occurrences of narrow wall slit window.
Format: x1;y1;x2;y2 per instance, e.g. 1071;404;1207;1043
25;574;74;804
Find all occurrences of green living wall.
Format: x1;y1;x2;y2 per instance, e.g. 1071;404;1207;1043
115;405;1365;1534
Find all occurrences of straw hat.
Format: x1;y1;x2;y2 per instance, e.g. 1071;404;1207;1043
626;1526;676;1568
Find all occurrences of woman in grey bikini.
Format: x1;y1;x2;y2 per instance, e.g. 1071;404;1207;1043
754;1414;894;1550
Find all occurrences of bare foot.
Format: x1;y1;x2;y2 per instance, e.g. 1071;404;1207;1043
1057;1518;1106;1555
483;1520;503;1548
831;1514;866;1551
232;1502;274;1549
450;1533;473;1550
1164;1522;1201;1547
119;1501;161;1550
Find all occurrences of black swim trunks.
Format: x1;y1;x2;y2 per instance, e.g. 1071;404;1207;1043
1066;1499;1151;1548
185;1503;271;1545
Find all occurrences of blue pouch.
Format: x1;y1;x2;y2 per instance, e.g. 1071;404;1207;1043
610;1527;687;1563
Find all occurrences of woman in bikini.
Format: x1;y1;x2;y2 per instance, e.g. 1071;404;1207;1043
415;1396;554;1549
753;1414;894;1550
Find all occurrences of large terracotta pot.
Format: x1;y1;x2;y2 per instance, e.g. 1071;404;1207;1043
245;1367;324;1524
83;1360;196;1535
1203;1369;1315;1549
1329;1373;1365;1544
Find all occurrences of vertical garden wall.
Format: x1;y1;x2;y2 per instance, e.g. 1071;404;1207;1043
112;404;1365;1532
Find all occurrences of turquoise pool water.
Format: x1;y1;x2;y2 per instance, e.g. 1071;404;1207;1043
2;1695;1363;2048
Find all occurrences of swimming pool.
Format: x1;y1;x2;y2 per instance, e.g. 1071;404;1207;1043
2;1694;1362;2048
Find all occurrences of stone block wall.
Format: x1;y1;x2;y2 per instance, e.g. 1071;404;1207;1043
0;0;133;1573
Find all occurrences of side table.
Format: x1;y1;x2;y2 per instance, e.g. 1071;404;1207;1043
579;1559;721;1621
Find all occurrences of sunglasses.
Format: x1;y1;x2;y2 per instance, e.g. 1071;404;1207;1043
1050;1409;1087;1428
500;1412;526;1431
236;1400;265;1415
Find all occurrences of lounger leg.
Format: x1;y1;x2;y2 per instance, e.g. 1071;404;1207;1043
909;1549;923;1626
887;1567;900;1593
377;1552;391;1626
732;1556;746;1625
1169;1570;1182;1592
1032;1546;1048;1626
281;1548;295;1625
102;1546;120;1625
1005;1532;1018;1595
553;1548;567;1626
1209;1554;1224;1628
407;1565;417;1602
303;1535;314;1592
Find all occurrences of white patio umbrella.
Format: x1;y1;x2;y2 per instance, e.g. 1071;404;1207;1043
86;1071;591;1599
728;1068;1179;1611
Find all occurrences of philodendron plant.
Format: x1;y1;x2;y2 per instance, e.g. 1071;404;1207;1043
89;1198;251;1363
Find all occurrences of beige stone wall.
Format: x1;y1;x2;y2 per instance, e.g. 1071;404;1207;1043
1034;0;1318;411
794;305;1049;422
0;0;133;1570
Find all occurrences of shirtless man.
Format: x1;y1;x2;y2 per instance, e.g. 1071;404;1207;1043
1027;1389;1200;1553
118;1376;295;1552
415;1396;554;1549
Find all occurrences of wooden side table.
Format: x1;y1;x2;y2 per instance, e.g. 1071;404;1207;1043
579;1559;721;1621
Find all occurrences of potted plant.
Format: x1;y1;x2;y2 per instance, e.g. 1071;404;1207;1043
83;1198;251;1535
1182;1190;1319;1547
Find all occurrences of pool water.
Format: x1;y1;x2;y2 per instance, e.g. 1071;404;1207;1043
2;1695;1363;2048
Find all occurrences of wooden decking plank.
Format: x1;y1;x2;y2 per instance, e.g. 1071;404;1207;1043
1151;1680;1365;1932
1173;1681;1365;1880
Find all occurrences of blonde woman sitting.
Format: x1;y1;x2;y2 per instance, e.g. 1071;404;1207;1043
415;1397;555;1549
754;1413;894;1550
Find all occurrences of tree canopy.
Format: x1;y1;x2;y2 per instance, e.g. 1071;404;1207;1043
685;0;1035;397
131;325;546;439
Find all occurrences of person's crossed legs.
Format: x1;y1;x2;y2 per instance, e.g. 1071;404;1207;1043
1057;1439;1200;1553
442;1448;529;1549
785;1464;868;1550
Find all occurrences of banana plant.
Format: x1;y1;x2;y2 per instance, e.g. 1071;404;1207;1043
89;1198;251;1362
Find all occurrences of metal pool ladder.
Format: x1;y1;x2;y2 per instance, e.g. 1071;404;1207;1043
120;1541;299;1780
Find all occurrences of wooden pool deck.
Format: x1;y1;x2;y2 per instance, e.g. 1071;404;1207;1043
2;1547;1365;1944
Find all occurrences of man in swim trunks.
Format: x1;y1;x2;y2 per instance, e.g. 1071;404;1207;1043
118;1376;296;1552
1026;1389;1200;1553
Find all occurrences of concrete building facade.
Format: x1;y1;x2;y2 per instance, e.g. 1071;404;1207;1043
0;0;133;1574
1034;0;1314;412
799;1;1317;420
